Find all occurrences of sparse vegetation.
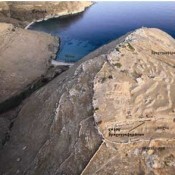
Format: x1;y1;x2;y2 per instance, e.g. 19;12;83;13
115;47;120;52
114;62;122;68
127;43;135;51
132;71;142;78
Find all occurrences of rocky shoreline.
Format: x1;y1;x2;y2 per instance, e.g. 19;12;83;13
25;2;93;29
0;1;93;28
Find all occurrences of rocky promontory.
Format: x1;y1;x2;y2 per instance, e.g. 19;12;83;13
0;28;175;175
0;1;93;28
0;23;60;113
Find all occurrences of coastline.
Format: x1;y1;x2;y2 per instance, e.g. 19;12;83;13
25;2;94;66
25;3;93;29
1;2;175;174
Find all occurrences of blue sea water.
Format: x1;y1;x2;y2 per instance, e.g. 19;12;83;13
29;2;175;62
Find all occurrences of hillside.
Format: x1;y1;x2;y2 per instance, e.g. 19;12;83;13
0;28;175;175
0;1;93;28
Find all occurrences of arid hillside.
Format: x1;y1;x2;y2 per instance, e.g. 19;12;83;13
0;28;175;175
0;1;93;27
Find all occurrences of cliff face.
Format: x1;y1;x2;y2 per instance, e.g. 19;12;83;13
0;23;60;114
0;28;175;175
0;1;93;27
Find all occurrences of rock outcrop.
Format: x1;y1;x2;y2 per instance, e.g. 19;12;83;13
0;22;61;114
83;28;175;175
0;28;175;175
0;1;93;28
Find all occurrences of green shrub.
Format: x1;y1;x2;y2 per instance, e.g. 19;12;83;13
127;43;135;51
114;63;122;68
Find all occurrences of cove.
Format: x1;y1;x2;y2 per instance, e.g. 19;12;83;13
29;2;175;63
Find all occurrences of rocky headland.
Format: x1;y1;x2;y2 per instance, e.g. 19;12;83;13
0;27;175;175
0;1;93;28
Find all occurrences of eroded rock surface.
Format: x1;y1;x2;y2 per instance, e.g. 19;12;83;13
0;23;59;113
0;1;93;28
0;52;105;175
0;28;175;175
83;28;175;175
